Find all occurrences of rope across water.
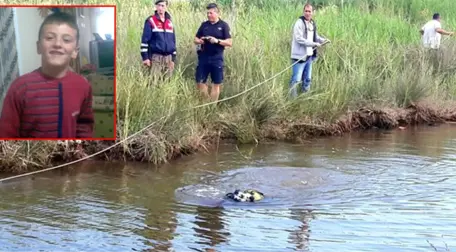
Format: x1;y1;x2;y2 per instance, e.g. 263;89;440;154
0;45;327;183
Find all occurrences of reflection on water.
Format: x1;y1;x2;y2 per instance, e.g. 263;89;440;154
1;124;456;251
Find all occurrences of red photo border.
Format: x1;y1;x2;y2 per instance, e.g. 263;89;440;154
0;4;117;141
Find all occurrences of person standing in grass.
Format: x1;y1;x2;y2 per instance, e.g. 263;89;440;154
0;11;94;138
194;3;232;102
140;0;177;78
420;13;454;50
420;13;454;72
289;3;330;98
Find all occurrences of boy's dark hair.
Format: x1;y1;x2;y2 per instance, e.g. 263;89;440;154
38;11;80;44
433;13;440;20
155;0;167;5
206;3;219;11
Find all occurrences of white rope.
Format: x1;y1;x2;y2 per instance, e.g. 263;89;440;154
0;43;328;183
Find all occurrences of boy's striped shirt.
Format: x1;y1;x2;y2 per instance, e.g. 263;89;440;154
0;68;94;138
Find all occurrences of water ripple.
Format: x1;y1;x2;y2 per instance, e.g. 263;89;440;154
1;125;456;251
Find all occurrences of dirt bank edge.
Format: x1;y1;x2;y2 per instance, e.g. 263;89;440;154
1;102;455;175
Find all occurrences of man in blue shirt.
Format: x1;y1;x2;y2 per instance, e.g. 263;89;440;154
194;3;232;101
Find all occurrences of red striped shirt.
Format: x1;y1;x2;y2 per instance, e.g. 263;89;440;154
0;68;94;138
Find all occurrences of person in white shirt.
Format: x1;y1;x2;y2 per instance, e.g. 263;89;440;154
420;13;453;49
289;3;329;97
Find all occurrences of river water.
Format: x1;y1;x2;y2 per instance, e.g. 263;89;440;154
1;124;456;252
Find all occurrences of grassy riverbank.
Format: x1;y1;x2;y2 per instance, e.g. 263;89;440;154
1;0;456;173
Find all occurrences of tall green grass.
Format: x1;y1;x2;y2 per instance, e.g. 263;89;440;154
116;0;456;144
3;0;456;167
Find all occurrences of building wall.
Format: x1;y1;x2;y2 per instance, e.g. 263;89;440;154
14;7;44;76
92;7;115;40
77;7;94;66
78;7;115;66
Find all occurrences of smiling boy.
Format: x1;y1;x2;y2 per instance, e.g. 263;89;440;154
0;11;94;139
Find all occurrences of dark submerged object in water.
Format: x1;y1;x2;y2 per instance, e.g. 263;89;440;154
225;189;265;202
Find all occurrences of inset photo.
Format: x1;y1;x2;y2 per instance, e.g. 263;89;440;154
0;5;116;140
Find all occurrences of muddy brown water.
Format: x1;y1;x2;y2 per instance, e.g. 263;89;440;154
1;124;456;252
